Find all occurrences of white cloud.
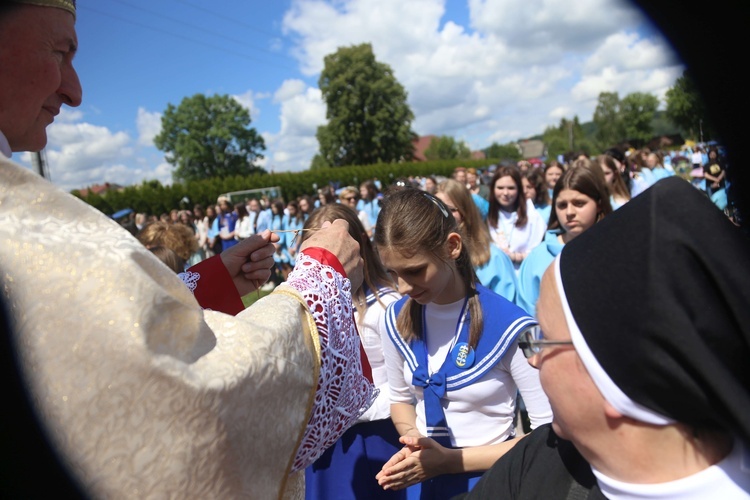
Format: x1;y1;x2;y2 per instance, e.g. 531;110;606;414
468;0;642;53
55;108;84;123
232;90;270;121
36;0;684;190
46;122;132;172
136;107;162;147
275;0;682;159
262;80;327;172
32;113;173;192
283;0;448;76
273;79;307;102
584;31;678;73
549;106;575;120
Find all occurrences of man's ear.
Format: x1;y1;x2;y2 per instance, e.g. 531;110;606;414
446;232;462;260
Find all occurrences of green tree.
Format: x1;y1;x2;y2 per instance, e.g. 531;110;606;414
484;142;521;161
542;117;594;159
592;91;625;149
154;93;266;182
619;92;659;143
424;135;471;160
310;153;332;170
316;43;416;166
665;71;715;140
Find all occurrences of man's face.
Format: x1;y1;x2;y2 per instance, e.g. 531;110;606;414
529;267;607;442
249;200;260;213
0;6;82;152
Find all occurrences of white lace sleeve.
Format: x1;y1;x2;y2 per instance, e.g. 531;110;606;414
284;251;377;471
178;270;200;293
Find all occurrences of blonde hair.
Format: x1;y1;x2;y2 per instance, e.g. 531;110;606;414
437;179;492;268
137;221;198;262
338;187;359;202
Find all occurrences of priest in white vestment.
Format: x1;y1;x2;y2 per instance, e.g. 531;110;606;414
0;1;375;498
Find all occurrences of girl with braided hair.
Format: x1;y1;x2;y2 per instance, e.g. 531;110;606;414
374;188;551;498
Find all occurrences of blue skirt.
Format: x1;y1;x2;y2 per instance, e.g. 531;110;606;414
405;471;483;499
305;419;406;500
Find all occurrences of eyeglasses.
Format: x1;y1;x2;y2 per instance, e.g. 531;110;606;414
518;325;574;358
343;196;357;202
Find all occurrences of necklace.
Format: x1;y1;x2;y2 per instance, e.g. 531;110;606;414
494;210;517;251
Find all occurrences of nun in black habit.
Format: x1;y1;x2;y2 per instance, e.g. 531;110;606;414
455;177;750;499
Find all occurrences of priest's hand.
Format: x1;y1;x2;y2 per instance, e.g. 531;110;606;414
220;230;280;297
300;220;364;291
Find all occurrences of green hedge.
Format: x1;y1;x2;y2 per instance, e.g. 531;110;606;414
74;158;500;217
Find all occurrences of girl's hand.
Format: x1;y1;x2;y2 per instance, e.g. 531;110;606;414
375;436;455;491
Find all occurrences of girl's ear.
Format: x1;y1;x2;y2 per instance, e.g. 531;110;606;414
446;232;462;260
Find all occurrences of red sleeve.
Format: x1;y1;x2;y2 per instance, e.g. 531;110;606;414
299;247;346;277
183;249;344;317
186;255;245;315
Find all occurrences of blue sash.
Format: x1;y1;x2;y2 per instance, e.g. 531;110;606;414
385;284;536;447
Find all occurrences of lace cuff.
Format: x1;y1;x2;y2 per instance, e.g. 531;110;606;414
285;251;377;471
179;255;244;315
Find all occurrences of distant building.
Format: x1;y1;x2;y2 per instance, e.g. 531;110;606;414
412;135;486;162
518;139;546;160
412;135;437;162
76;182;124;197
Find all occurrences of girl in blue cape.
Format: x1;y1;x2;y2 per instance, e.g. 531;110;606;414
598;154;631;210
522;169;552;224
487;167;547;271
374;189;552;499
281;200;305;262
517;164;613;317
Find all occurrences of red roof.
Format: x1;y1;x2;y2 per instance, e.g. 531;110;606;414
76;182;123;197
412;135;436;162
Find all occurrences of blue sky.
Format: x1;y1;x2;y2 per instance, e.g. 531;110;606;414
17;0;683;191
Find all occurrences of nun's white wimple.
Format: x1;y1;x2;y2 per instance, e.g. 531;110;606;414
553;256;674;426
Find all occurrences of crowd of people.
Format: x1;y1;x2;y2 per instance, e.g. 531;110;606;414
2;2;748;499
125;180;386;286
129;141;731;299
126;146;742;499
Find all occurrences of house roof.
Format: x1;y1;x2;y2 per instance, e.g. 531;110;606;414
412;135;437;162
76;182;124;197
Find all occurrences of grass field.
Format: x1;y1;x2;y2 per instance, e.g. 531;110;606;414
241;287;274;307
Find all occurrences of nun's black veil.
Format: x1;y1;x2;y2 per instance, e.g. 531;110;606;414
559;177;750;443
